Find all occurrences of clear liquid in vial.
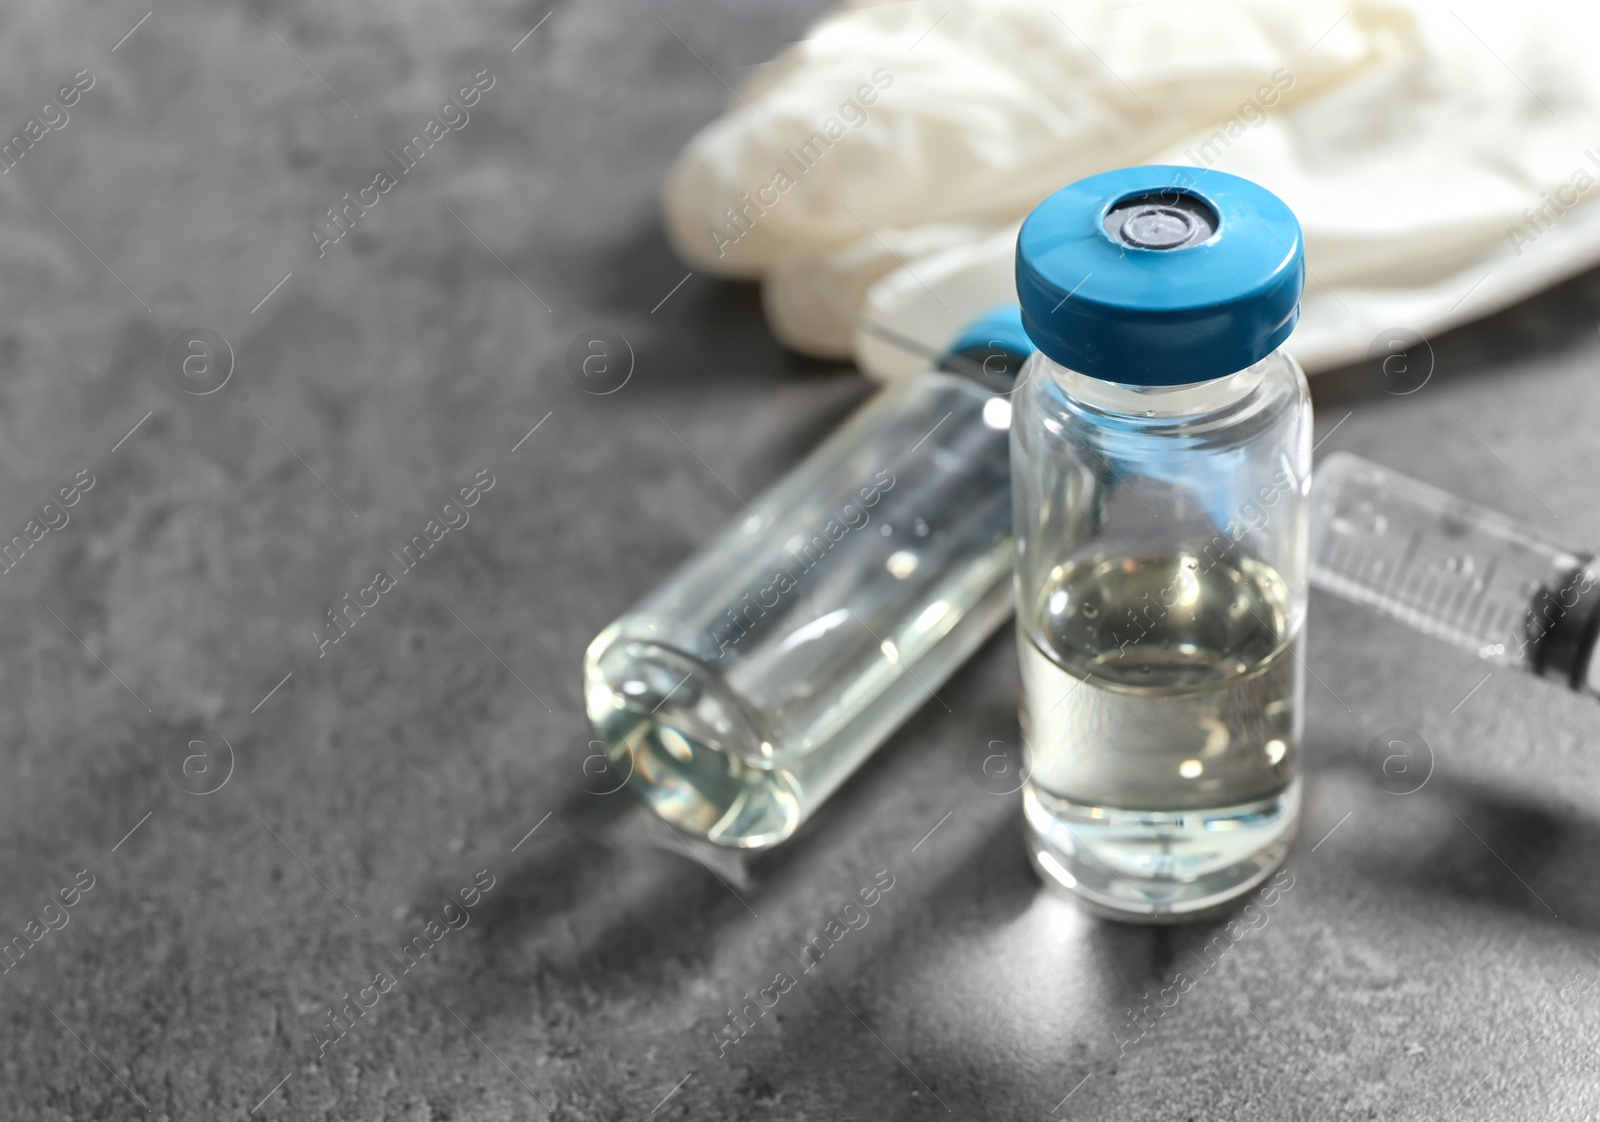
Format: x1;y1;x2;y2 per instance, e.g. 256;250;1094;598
584;366;1016;849
1019;551;1302;919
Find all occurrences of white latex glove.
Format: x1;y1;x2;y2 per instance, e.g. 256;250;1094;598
663;0;1600;380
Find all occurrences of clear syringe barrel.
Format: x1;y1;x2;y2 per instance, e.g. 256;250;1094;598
1310;451;1600;693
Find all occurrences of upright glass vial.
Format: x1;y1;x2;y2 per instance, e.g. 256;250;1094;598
584;310;1032;849
1010;167;1312;920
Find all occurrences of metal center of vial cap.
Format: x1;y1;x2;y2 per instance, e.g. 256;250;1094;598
1122;206;1194;248
1104;191;1218;251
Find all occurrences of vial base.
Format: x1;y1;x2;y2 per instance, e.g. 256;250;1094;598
587;638;802;849
1022;779;1299;921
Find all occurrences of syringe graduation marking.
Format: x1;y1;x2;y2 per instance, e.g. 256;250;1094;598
1318;522;1521;654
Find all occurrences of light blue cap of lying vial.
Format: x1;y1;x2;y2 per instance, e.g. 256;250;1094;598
1015;165;1303;385
936;304;1033;391
945;304;1032;363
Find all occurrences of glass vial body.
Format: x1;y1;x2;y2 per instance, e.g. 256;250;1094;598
1010;348;1312;919
584;362;1016;849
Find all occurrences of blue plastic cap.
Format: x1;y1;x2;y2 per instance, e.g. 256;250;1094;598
1016;166;1303;385
945;304;1033;363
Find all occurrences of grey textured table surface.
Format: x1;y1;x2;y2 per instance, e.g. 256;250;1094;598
4;2;1600;1119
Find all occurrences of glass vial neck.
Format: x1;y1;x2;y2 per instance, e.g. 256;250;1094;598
1038;352;1275;422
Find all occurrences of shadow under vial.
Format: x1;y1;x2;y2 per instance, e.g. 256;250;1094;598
1308;752;1579;930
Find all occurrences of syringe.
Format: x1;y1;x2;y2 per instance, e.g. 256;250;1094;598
1310;452;1600;697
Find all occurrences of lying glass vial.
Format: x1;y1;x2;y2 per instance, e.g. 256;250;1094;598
1009;167;1312;921
583;308;1033;848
